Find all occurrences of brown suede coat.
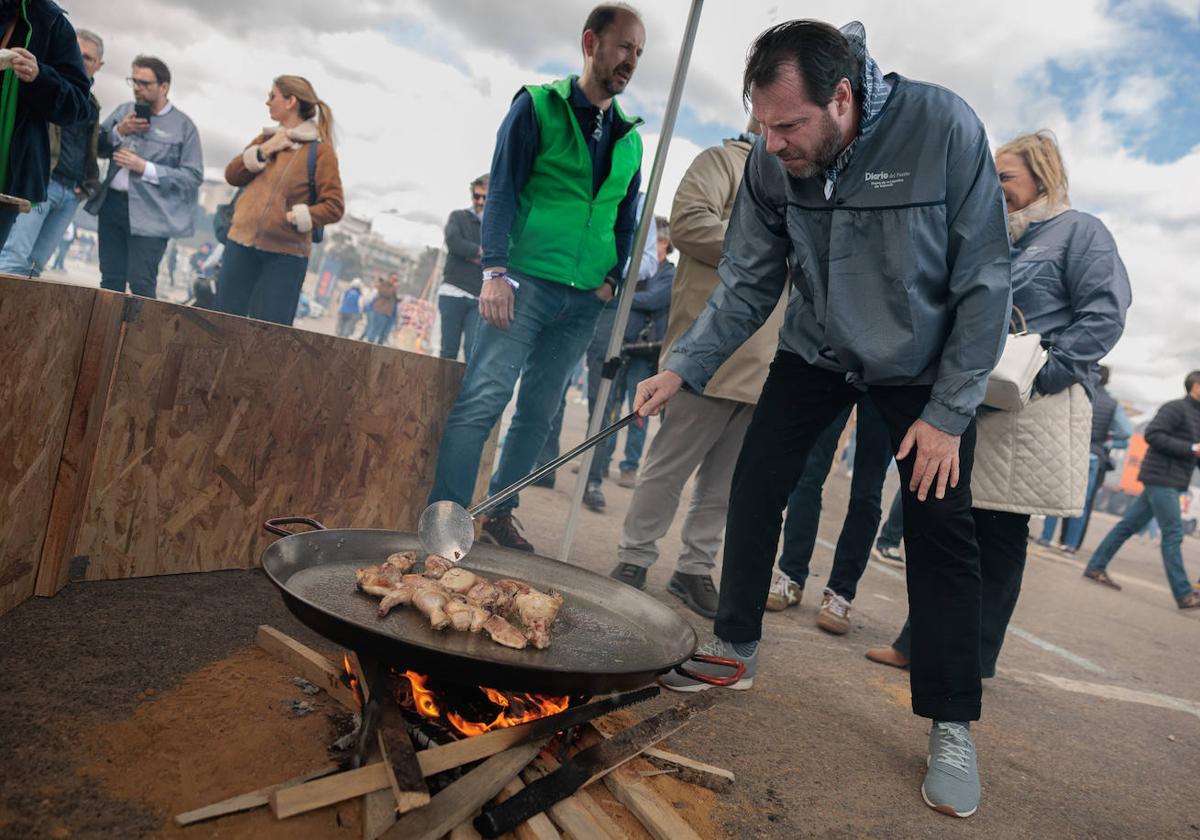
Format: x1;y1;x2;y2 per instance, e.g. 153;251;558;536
224;120;344;258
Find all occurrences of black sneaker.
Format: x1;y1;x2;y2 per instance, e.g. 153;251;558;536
610;562;647;590
583;481;606;512
479;513;534;552
668;572;719;618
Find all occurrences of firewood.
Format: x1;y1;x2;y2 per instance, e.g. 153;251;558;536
173;764;338;826
533;755;626;839
377;703;430;814
495;779;560;840
641;747;734;792
520;758;615;839
379;740;548;840
255;625;357;709
271;764;390;819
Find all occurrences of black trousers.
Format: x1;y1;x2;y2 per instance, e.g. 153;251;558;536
717;352;982;721
214;240;309;326
97;190;167;298
893;509;1030;679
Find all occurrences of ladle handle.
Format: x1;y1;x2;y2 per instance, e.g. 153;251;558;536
468;411;640;518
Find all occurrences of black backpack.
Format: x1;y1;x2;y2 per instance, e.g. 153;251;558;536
213;141;323;244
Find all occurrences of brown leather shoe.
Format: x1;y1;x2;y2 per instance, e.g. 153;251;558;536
865;646;910;669
1178;592;1200;610
1082;568;1122;590
479;513;534;552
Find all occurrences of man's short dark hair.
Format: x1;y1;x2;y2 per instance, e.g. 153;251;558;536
1098;364;1110;387
742;20;860;109
1185;370;1200;393
582;3;641;40
471;173;489;189
132;55;171;85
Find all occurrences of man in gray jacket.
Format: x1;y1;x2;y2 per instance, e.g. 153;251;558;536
87;55;202;298
634;21;1010;818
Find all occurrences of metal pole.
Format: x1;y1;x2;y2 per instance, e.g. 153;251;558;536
558;0;706;562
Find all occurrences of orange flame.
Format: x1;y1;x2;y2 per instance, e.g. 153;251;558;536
404;670;442;718
341;654;362;710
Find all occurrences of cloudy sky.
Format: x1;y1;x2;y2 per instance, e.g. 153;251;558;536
77;0;1199;406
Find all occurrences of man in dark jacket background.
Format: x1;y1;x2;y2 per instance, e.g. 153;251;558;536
1084;369;1200;608
437;173;486;361
0;24;100;275
0;0;90;251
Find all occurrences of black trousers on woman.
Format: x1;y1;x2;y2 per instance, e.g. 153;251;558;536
892;509;1030;678
215;240;309;326
717;351;983;722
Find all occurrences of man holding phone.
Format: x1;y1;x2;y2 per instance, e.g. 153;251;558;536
86;54;202;298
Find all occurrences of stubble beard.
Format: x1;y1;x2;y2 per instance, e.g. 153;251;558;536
781;111;844;180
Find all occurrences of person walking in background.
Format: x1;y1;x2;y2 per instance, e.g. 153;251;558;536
0;25;99;275
609;122;781;619
165;241;177;285
1083;371;1200;609
0;0;90;251
427;4;646;553
871;487;906;568
868;130;1132;676
336;277;364;337
364;272;399;344
87;55;202;298
438;173;487;361
1037;364;1131;552
215;75;343;326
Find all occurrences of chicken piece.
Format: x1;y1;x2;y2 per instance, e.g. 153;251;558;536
378;575;444;617
439;567;480;595
513;589;565;650
482;614;528;649
422;555;454;579
356;562;407;598
465;580;503;613
491;579;530;616
446;594;489;632
412;586;451;630
385;551;417;572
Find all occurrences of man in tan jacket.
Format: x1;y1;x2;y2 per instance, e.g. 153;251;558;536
609;121;785;618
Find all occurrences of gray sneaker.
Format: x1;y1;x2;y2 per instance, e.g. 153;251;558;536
659;637;756;692
922;722;980;818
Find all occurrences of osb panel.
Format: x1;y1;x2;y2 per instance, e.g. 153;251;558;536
74;300;468;581
0;276;95;615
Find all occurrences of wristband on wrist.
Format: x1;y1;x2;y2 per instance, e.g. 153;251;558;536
483;269;518;289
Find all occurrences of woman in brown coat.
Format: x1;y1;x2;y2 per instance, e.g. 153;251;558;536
215;75;344;325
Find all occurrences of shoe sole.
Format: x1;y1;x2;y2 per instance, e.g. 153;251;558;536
666;579;718;619
1082;572;1121;591
659;675;755;693
920;783;977;818
864;650;909;669
815;613;849;635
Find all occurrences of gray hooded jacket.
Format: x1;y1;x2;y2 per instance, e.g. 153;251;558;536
664;38;1011;435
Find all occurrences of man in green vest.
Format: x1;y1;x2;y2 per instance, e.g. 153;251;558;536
428;3;646;552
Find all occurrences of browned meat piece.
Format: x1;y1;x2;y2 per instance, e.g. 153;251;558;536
385;551;417;572
412;586;451;630
465;580;503;613
356;562;407;598
439;567;480;595
446;594;489;632
482;614;527;649
378;575;444;617
422;555;454;579
513;589;565;649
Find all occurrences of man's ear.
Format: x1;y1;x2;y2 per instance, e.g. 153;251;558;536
582;29;598;59
834;78;853;116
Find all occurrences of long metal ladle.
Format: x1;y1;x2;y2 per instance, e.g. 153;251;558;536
418;411;639;561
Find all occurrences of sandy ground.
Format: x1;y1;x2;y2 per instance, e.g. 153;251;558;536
4;267;1200;837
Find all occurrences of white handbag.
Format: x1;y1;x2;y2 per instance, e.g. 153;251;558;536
983;307;1048;412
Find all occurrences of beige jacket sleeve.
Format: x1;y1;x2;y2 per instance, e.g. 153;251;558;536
669;145;741;269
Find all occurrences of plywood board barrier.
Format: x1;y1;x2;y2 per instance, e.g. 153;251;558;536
56;297;470;585
0;276;96;615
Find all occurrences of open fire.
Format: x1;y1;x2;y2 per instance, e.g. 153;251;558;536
397;670;572;737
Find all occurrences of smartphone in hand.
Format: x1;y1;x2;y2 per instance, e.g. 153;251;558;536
133;102;152;121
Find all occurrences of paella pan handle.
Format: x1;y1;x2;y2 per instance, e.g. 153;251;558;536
263;517;327;537
675;654;746;687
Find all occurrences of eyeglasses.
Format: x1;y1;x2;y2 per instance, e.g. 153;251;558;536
125;77;158;89
471;192;487;202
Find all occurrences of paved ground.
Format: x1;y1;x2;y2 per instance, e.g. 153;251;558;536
6;268;1200;836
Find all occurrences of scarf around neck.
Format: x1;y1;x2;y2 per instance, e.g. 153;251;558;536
1007;193;1070;243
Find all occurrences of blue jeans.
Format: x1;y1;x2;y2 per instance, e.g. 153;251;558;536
438;293;480;361
778;395;894;600
1086;484;1192;602
428;274;605;513
594;354;655;476
0;178;80;274
365;311;395;344
1040;453;1101;549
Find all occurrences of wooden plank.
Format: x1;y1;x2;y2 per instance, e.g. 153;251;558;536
173;764;338;826
380;740;546;840
0;277;97;614
66;297;479;581
35;289;127;596
271;763;390;819
521;760;611;840
535;755;626;840
642;748;734;792
495;778;560;840
359;736;397;840
254;625;358;709
449;819;485;840
602;765;701;840
376;703;431;814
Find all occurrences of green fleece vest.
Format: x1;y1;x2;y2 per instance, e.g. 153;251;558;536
507;77;643;290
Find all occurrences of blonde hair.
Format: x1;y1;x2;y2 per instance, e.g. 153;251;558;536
995;130;1069;205
274;75;335;146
